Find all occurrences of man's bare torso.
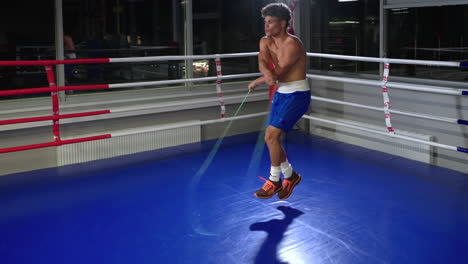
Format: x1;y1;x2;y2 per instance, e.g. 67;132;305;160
265;35;306;83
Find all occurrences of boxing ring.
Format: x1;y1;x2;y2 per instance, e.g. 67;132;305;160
0;52;467;263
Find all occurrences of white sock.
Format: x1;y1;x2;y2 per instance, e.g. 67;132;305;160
281;160;293;178
269;166;281;182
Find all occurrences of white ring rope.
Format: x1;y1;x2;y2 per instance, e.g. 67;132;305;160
310;96;459;124
109;73;261;89
307;53;461;67
306;74;465;95
108;93;266;114
109;52;259;63
106;52;460;68
302;115;458;151
112;112;268;138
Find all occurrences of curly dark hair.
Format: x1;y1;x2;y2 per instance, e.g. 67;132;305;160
261;3;292;27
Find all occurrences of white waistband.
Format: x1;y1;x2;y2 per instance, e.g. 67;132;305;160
277;79;310;94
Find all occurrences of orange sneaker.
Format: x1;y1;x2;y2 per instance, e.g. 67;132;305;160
254;177;282;199
278;171;302;199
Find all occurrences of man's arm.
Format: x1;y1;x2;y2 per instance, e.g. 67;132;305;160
272;41;301;80
258;38;276;85
258;38;272;75
248;76;266;91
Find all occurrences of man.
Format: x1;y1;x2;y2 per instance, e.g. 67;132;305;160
63;34;77;60
63;34;77;90
248;3;310;200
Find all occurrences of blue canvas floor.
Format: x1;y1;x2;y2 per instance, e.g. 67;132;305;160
0;131;467;264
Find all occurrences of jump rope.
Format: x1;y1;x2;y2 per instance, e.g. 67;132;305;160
188;89;258;236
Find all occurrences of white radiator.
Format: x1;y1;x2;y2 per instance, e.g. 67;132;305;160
309;117;434;164
57;121;201;166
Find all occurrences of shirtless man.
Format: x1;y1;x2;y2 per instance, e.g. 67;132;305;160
248;3;310;199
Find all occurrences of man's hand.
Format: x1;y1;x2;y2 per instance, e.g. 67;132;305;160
248;75;273;92
248;80;257;91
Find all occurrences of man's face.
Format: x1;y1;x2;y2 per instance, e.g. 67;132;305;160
264;16;285;37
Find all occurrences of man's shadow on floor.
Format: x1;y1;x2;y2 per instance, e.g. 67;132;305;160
250;206;305;264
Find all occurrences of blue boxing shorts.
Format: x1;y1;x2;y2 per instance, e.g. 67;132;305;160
269;79;311;132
